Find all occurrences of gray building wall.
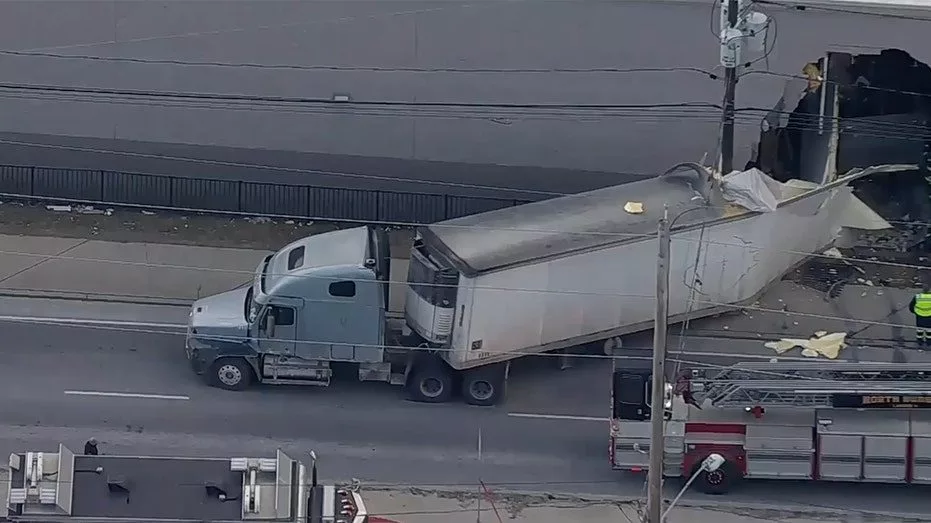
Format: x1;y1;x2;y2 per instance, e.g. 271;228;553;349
0;0;928;184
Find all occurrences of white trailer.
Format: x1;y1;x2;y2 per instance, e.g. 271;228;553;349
407;166;882;377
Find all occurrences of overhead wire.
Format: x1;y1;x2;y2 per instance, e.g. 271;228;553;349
0;314;919;372
0;189;927;275
0;48;723;78
0;82;929;145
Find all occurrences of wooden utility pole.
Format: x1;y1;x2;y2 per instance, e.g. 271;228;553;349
645;211;671;523
720;0;740;174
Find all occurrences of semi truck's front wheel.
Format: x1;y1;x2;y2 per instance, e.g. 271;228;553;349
209;358;253;391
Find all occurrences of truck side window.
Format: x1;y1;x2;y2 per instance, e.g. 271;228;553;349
328;281;356;298
287;247;305;270
272;306;295;326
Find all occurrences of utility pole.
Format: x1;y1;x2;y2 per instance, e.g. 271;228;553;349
645;211;671;523
718;0;771;174
719;0;740;175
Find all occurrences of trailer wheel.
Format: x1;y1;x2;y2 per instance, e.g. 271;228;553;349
461;365;507;407
694;459;736;495
408;362;453;403
209;358;253;391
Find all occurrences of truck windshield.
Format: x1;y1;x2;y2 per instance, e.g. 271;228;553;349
408;248;458;308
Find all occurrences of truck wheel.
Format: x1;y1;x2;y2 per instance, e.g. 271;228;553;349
695;459;736;495
209;358;253;391
461;365;506;406
408;362;453;403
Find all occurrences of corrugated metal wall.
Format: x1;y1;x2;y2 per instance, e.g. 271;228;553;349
0;164;528;223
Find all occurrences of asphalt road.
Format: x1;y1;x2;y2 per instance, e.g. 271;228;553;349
2;307;931;517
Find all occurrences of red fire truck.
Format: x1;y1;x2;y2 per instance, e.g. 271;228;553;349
610;361;931;493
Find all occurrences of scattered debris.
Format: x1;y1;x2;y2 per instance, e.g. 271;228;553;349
141;210;156;216
245;216;274;224
623;201;644;214
46;204;71;212
764;331;848;359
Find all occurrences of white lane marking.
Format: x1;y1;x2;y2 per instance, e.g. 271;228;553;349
507;412;608;422
0;315;185;329
64;390;190;401
477;427;483;461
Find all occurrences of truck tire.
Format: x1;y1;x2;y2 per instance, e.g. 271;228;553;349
209;358;253;391
461;365;507;406
694;459;736;495
407;362;453;403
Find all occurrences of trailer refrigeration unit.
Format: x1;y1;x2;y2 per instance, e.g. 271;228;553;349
610;361;931;493
184;165;881;406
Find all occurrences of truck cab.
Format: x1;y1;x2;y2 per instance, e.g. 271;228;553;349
185;226;394;390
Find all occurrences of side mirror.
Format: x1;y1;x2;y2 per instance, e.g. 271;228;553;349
265;310;276;337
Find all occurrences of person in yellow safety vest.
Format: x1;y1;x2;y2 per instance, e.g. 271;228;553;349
909;291;931;347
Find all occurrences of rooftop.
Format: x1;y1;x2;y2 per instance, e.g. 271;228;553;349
2;447;368;523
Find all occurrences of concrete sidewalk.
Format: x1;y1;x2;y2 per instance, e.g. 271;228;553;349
362;488;922;523
0;233;263;303
0;232;411;312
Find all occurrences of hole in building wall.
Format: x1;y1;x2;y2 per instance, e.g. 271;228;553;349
750;49;931;291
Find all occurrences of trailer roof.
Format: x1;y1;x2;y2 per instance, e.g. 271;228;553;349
420;171;726;276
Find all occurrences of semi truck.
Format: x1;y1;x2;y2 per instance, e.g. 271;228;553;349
184;166;879;405
610;360;931;493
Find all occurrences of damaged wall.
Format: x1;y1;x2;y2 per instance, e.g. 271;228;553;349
755;48;931;257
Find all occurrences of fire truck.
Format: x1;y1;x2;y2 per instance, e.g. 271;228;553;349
610;361;931;494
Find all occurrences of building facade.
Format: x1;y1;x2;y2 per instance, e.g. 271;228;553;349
0;0;928;193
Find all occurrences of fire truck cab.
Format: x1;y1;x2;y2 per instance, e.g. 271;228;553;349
610;362;931;494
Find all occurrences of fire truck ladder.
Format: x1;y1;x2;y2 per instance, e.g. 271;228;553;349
690;362;931;408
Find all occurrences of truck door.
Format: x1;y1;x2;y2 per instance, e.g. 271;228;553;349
258;305;298;354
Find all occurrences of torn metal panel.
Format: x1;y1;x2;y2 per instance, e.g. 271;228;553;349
720;168;782;212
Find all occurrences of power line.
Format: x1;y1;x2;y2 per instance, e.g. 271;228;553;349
0;81;726;112
0;283;910;348
12;88;929;145
741;68;931;101
0;49;723;78
0;296;923;359
0;186;927;276
1;83;928;144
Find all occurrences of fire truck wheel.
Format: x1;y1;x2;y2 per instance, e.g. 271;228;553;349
408;362;454;403
461;365;506;406
695;459;736;495
209;358;253;391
